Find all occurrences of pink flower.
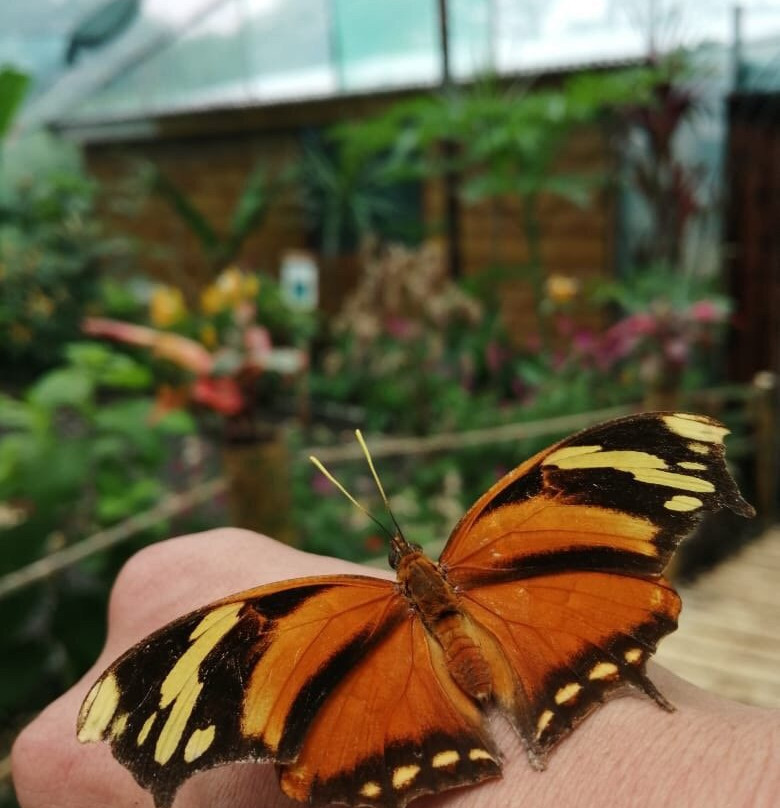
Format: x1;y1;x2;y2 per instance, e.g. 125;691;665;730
485;341;503;373
384;316;416;340
663;338;689;364
688;299;725;324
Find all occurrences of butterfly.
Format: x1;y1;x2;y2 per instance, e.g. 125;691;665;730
77;412;754;808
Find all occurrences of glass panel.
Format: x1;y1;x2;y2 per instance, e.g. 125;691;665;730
448;0;493;79
243;0;334;102
333;0;439;91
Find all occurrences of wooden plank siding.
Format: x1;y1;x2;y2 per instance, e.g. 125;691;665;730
85;93;616;323
725;92;780;383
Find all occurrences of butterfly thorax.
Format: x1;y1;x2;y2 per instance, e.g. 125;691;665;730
397;550;493;703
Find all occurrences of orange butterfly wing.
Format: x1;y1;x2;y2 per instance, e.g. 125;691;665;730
439;412;754;764
78;412;754;806
279;614;500;807
77;575;406;808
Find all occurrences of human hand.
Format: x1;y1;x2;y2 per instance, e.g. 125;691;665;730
12;529;780;807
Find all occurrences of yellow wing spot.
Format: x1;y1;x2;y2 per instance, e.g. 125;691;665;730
183;725;216;763
155;677;203;764
678;461;707;470
432;750;460;768
469;748;494;762
624;648;643;664
664;414;728;444
77;674;120;743
687;442;709;455
360;782;382;799
110;712;129;739
392;765;420;790
554;682;582;705
536;709;554;739
546;446;714;493
153;602;243;765
545;444;602;463
137;712;157;746
665;494;703;512
589;662;619;680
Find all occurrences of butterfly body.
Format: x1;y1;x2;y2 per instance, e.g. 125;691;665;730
77;413;755;808
396;548;494;702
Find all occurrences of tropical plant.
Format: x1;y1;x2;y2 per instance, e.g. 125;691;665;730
0;342;195;750
83;268;309;440
141;160;280;274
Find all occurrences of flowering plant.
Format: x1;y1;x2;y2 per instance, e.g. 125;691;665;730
84;267;306;423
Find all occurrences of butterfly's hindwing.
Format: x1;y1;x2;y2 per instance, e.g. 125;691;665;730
280;616;501;808
462;571;681;764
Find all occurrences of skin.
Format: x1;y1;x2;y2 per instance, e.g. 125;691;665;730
12;529;780;808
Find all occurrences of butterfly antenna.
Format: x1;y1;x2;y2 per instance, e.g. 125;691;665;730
354;430;407;543
309;455;394;541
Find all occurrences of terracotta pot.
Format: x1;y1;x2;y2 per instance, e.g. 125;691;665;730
221;428;297;546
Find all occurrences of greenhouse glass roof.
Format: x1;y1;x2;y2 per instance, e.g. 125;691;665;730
2;0;780;131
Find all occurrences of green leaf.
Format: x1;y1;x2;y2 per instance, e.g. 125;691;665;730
0;66;30;139
66;342;152;389
28;367;94;410
0;394;33;430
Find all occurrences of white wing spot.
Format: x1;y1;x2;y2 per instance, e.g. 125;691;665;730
469;748;494;762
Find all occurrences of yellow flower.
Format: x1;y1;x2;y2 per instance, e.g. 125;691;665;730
216;266;244;305
545;274;580;305
200;323;218;349
150;285;187;327
27;291;55;318
201;267;260;313
200;283;224;315
242;273;260;300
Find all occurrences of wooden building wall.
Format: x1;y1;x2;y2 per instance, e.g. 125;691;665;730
83;91;615;328
725;92;780;383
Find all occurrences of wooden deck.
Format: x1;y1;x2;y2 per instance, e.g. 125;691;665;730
656;525;780;709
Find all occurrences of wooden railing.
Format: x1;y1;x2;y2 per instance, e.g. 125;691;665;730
0;374;775;603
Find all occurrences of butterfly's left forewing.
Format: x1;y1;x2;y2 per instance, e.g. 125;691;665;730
77;575;405;808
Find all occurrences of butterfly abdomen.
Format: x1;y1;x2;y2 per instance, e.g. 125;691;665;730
398;552;493;703
435;614;493;703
